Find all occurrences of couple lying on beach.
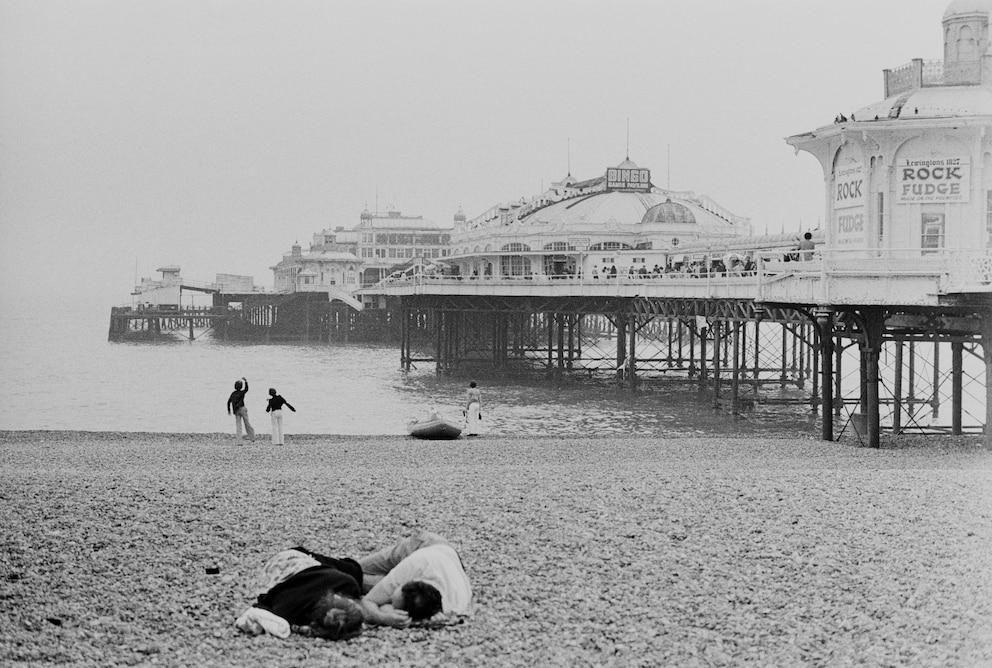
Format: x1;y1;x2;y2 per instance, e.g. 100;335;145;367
235;529;472;641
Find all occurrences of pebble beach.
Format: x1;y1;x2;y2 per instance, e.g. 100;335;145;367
1;430;991;667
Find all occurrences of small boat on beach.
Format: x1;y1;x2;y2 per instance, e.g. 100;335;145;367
406;415;463;440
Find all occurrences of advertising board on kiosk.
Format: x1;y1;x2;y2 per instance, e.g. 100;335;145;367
896;157;970;203
833;161;866;247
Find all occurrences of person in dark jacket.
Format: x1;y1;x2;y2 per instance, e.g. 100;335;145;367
237;547;365;640
226;377;255;443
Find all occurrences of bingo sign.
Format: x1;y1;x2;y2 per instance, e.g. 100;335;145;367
833;161;866;247
897;157;970;203
606;167;651;192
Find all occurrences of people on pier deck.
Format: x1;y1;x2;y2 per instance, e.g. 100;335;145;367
266;388;296;446
227;377;255;443
797;231;815;261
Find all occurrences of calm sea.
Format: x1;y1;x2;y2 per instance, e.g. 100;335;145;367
0;301;818;438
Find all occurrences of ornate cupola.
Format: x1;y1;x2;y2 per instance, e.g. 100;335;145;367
942;0;992;84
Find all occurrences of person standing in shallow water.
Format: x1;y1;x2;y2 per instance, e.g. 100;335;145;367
227;377;255;443
464;381;482;436
266;388;296;446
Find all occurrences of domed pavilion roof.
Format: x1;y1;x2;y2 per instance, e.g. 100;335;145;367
855;85;992;120
641;200;697;225
944;0;992;19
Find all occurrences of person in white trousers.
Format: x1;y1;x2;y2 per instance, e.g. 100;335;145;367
266;388;296;445
463;381;482;436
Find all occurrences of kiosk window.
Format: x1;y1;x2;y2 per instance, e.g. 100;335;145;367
921;213;945;254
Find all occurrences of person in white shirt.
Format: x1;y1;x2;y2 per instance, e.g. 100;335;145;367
357;530;472;627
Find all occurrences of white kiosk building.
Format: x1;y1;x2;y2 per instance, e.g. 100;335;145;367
786;0;992;274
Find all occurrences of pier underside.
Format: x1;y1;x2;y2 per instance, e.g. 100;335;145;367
400;295;990;448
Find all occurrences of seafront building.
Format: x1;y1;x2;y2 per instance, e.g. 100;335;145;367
266;208;452;309
309;209;451;284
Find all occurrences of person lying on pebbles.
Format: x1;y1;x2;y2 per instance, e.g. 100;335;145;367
235;547;365;640
236;530;472;639
357;529;473;627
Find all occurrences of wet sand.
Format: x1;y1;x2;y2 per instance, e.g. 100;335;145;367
1;430;990;667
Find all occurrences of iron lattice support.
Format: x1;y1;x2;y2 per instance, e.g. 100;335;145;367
399;295;988;442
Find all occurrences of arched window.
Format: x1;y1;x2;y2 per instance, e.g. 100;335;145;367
588;241;633;251
543;241;576;251
958;25;976;60
502;243;531;252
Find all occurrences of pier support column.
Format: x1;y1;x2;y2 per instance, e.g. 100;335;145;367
893;340;903;434
932;341;941;419
434;311;443;376
816;308;834;441
753;319;761;397
698;319;708;387
401;307;410;371
952;340;964;436
731;321;741;414
566;314;575;371
615;316;627;385
807;321;823;415
544;313;557;378
688;319;697;377
863;308;884;448
627;315;637;389
983;310;992;449
713;320;722;408
834;340;843;418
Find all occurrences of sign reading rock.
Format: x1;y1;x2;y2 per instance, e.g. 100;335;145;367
897;157;970;203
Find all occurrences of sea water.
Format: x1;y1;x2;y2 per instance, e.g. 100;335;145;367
0;301;818;438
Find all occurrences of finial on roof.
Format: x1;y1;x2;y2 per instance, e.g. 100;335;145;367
626;118;630;160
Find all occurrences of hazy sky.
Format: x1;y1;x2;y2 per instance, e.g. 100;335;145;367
0;0;944;309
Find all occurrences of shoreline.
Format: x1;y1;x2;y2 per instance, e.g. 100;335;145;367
2;428;988;448
2;432;990;666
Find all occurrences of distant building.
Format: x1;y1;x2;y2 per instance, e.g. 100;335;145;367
272;208;451;310
308;208;453;286
788;0;992;255
270;242;361;293
214;273;255;293
131;265;183;305
447;158;752;278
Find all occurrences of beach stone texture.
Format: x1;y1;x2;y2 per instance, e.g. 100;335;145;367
1;431;990;667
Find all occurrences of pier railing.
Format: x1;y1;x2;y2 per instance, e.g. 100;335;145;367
370;248;991;307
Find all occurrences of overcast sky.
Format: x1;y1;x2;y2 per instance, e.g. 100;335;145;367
0;0;944;309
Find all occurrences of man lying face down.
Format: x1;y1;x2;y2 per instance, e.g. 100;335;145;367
357;530;473;628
